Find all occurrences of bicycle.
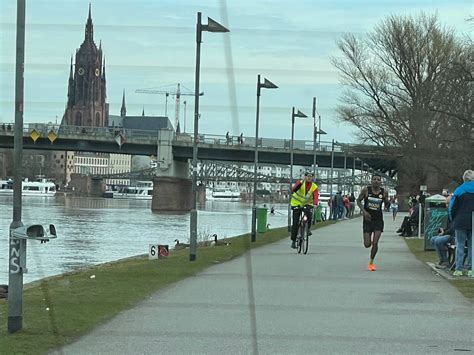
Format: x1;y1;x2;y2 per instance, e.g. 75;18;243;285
320;211;326;221
295;205;312;254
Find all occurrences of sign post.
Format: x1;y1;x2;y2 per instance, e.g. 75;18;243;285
418;185;427;239
8;0;26;333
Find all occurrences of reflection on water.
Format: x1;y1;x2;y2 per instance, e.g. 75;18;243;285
0;195;288;284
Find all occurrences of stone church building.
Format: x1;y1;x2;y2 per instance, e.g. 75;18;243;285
62;5;109;128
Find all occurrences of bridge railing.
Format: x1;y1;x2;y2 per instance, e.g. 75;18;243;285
1;122;349;153
0;122;162;144
174;132;340;152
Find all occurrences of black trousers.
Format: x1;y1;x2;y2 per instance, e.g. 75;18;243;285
291;207;312;240
399;216;416;236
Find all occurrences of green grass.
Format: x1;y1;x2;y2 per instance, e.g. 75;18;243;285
404;238;474;302
0;221;334;354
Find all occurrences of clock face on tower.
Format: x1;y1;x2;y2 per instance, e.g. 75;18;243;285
95;68;100;76
78;67;85;75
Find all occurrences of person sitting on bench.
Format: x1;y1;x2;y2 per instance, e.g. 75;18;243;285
397;199;419;237
431;225;454;269
430;195;453;268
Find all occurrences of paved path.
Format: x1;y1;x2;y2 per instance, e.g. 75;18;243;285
52;214;474;354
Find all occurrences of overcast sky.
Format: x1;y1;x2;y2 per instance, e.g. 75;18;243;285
0;0;471;143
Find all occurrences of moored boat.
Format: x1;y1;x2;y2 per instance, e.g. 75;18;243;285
104;181;153;200
0;178;57;196
206;188;241;201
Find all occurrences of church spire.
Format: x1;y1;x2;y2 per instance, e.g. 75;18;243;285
85;3;94;42
69;54;73;79
120;90;127;117
142;107;145;116
102;56;106;80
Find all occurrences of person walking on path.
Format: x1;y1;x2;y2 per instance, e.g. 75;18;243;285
357;173;389;271
390;196;399;220
348;192;356;218
448;169;474;277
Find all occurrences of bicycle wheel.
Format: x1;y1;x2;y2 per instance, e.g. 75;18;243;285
297;224;303;254
303;224;309;254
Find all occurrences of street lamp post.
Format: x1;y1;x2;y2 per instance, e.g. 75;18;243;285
8;0;26;333
250;75;278;242
251;75;278;243
352;157;356;193
165;92;169;117
312;97;317;178
183;100;187;133
318;114;322;147
330;139;335;195
287;107;308;232
190;12;229;261
315;114;326;181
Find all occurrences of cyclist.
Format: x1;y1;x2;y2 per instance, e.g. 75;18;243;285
357;173;389;271
290;171;319;249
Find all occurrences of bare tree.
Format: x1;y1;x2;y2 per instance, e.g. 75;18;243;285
332;13;472;192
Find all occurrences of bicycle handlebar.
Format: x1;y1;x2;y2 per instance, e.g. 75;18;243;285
293;205;314;210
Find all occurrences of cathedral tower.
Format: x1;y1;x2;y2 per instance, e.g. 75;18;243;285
63;4;109;127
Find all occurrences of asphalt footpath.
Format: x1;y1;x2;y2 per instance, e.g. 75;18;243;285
51;214;474;355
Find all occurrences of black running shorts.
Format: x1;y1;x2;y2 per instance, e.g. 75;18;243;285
363;220;384;233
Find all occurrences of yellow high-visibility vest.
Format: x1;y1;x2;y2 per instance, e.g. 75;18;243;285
291;181;317;207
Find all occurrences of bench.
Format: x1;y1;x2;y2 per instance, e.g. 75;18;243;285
447;241;468;271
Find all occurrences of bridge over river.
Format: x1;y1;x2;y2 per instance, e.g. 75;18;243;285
0;123;401;210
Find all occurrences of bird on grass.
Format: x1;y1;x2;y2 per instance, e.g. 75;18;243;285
210;234;231;246
174;239;190;250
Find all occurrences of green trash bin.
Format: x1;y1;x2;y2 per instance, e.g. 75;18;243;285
423;194;449;251
314;205;323;223
256;206;268;233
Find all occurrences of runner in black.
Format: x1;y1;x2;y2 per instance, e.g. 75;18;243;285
356;173;389;271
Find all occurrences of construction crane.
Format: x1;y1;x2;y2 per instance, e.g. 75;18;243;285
135;83;203;133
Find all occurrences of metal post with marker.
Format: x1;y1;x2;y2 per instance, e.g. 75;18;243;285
418;185;427;239
8;0;26;334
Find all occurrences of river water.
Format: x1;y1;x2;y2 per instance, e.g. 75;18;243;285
0;195;288;284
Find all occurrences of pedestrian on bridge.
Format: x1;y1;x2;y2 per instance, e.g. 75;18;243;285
357;173;389;271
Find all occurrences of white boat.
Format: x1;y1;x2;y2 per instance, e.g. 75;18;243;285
206;188;241;201
0;178;57;196
104;181;153;200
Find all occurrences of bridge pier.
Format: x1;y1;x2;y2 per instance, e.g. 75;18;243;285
197;183;206;203
151;176;192;212
90;178;105;197
68;174;105;197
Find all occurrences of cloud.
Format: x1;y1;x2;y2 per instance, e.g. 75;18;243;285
0;0;471;143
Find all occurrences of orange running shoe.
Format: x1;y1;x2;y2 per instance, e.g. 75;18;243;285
367;263;376;271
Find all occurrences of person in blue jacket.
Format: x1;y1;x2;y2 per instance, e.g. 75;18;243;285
448;169;474;277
